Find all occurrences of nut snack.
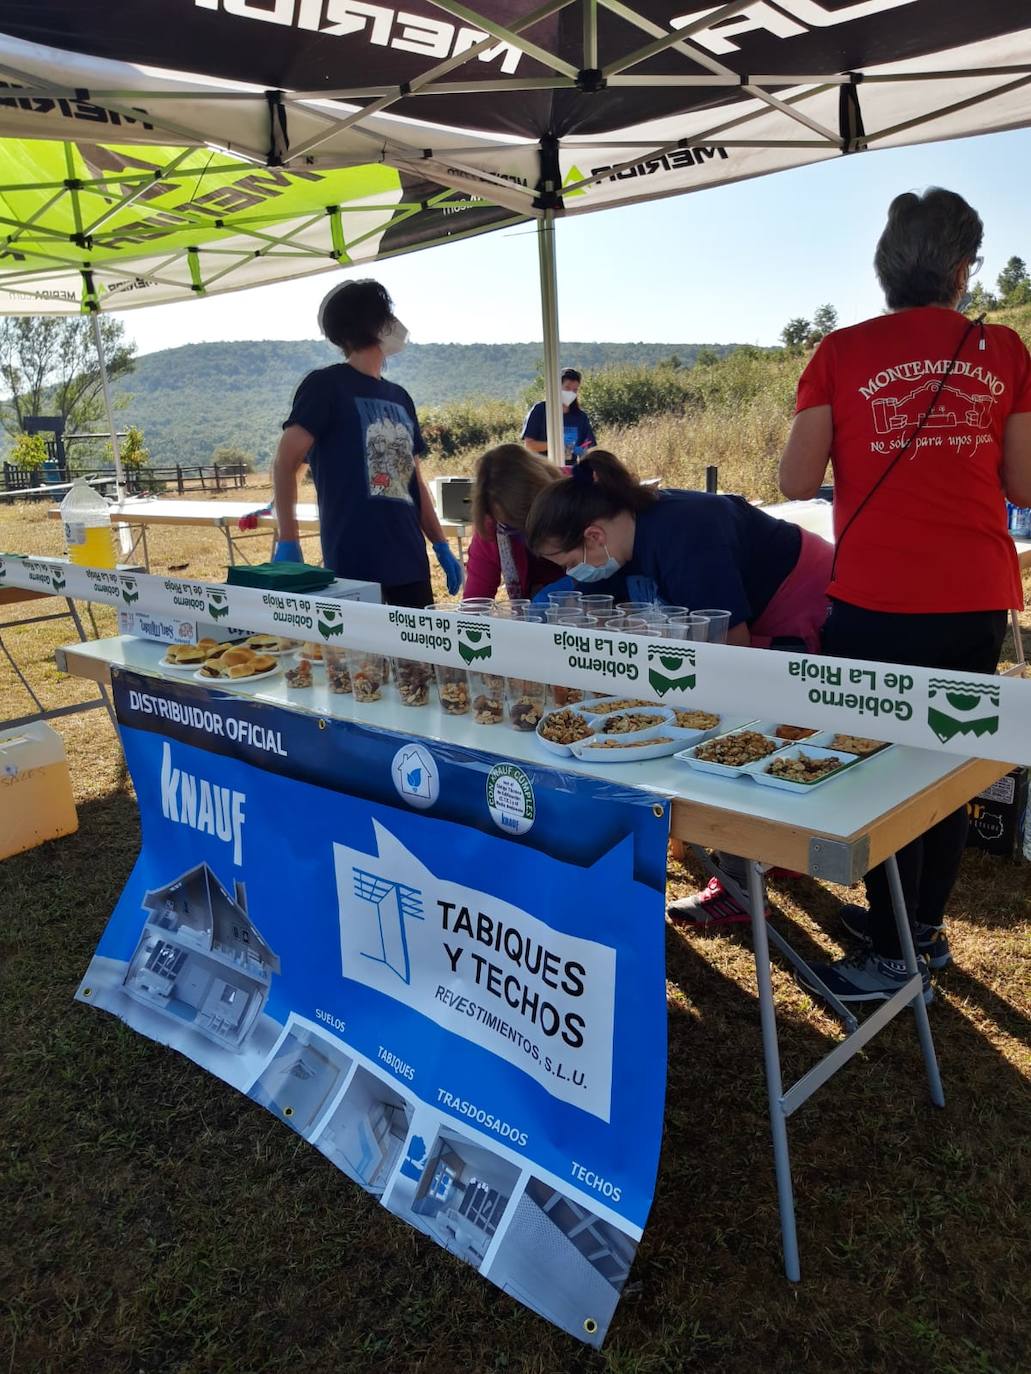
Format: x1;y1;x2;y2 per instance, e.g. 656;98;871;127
673;710;720;730
393;657;433;707
767;753;845;783
774;724;818;741
602;712;667;735
285;659;312;689
538;709;593;745
692;730;779;767
829;734;887;755
585;698;655;715
586;736;674;750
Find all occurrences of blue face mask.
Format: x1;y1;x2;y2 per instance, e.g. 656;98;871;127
568;543;622;583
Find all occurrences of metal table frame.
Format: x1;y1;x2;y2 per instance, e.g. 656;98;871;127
0;588;115;731
54;635;1012;1281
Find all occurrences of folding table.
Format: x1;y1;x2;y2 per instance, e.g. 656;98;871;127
54;632;1009;1281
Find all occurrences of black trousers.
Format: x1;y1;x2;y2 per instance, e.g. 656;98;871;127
383;579;434;610
822;600;1007;957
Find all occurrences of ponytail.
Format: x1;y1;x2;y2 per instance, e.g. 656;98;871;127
524;451;656;554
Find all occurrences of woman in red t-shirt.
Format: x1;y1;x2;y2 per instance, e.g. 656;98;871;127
779;187;1031;1006
465;444;566;600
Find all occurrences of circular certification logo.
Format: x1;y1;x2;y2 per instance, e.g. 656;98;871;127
486;763;535;836
391;743;439;810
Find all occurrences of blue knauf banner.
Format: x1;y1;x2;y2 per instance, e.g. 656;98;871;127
77;669;670;1347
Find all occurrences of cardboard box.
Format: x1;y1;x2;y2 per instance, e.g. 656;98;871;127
966;767;1029;860
0;723;78;859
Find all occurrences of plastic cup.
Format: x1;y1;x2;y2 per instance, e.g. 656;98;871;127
622;616;649;635
435;663;470;715
656;606;690;620
662;617;707;641
506;676;548;731
324;645;352;695
460;598;495;614
617;602;650;615
392;656;433;707
579;595;614;615
548;589;583;607
694;608;732;644
469;669;506;724
347;649;388;703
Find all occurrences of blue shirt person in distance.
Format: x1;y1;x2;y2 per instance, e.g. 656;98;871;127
522;366;597;464
272;279;463;605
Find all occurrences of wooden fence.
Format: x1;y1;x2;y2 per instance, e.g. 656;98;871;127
2;461;249;497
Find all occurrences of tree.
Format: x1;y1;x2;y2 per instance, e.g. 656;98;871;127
10;431;48;469
119;425;150;470
996;256;1031;308
810;303;838;341
0;315;136;438
693;346;721;367
967;282;999;313
780;317;811;351
212;443;255;471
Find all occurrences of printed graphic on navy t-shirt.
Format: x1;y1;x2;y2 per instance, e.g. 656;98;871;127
355;397;416;503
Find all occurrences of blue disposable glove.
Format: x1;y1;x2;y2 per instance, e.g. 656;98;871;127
433;540;464;595
272;539;304;564
532;575;574;605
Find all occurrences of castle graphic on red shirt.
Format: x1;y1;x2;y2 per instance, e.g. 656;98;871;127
871;380;994;435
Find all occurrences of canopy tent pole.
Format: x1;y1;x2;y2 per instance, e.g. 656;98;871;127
90;312;125;501
537;212;565;464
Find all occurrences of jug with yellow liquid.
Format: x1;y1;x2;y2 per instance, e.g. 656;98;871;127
60;478;116;568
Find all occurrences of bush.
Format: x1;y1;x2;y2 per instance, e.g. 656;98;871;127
419;397;523;460
9;431;48;469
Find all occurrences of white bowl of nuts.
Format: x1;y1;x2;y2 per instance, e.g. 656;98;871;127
594;706;675;743
676;728;788;778
747;743;860;791
535;707;596;756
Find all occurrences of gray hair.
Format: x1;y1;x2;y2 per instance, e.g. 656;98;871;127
874;188;983;309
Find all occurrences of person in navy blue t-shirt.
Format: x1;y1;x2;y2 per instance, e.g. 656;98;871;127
524;451;832;650
522;367;597;462
272;279;463;606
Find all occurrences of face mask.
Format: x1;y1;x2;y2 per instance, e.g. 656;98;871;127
560;389;577;406
380;318;409;357
568;543;622;583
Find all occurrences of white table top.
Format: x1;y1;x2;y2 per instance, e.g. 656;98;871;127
65;633;990;848
763;497;1031;561
104;498;468;537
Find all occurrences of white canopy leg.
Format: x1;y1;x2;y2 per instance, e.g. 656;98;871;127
537;212;565;464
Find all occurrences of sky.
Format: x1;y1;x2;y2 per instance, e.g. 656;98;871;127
123;127;1031;357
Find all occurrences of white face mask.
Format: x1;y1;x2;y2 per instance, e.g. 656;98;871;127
560;389;577;405
380;318;409;357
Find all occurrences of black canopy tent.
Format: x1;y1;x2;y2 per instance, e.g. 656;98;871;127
1;2;1031;454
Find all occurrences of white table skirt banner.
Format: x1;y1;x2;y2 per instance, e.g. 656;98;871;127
78;666;671;1348
3;553;1030;766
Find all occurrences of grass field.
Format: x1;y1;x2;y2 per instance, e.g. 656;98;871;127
1;483;1029;1374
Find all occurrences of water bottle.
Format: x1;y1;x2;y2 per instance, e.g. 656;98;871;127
60;478;116;569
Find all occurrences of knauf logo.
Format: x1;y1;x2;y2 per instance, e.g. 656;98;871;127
207;590;230;621
457;618;492;665
120;575;139;605
927;679;1000;744
315;601;344;639
647;644;695;696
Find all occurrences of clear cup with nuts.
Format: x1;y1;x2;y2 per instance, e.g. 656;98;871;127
506;677;548;731
392;656;433;707
434;663;470;715
323;645;352;694
469;670;505;725
347;649;388;703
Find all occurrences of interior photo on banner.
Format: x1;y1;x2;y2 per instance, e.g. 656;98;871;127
76;668;671;1347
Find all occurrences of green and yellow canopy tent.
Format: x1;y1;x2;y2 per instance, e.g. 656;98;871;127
2;0;1031;461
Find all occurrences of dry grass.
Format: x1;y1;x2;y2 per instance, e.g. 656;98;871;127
1;481;1030;1374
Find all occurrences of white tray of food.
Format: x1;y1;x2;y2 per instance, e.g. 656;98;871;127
590;705;675;743
569;732;684;763
745;743;861;791
665;710;757;745
535;707;596;757
806;730;893;758
577;696;663;719
676;728;788;778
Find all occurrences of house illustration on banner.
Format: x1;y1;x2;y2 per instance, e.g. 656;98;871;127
871;380;993;434
352;867;424;983
121;863;280;1051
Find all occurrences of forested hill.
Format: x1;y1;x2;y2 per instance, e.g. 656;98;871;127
110;338;738;467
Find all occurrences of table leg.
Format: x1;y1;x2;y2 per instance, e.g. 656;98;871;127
1010;608;1025;668
885;855;945;1108
223;527;236;567
66;598;117;729
747;860;801;1282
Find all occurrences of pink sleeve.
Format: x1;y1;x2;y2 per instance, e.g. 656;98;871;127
795;337;833;413
463;531;501;599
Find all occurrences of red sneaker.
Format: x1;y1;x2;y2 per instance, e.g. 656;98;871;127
667;877;768;927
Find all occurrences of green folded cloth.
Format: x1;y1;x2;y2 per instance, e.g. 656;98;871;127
226;562;337;592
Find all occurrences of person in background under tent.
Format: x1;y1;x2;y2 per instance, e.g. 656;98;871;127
271;278;463;606
522;367;597;464
780;185;1031;1006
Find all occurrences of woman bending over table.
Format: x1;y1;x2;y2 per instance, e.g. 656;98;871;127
464;444;566;601
780;185;1031;1006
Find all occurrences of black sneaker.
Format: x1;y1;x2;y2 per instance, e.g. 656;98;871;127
796;949;933;1005
839;903;951;970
